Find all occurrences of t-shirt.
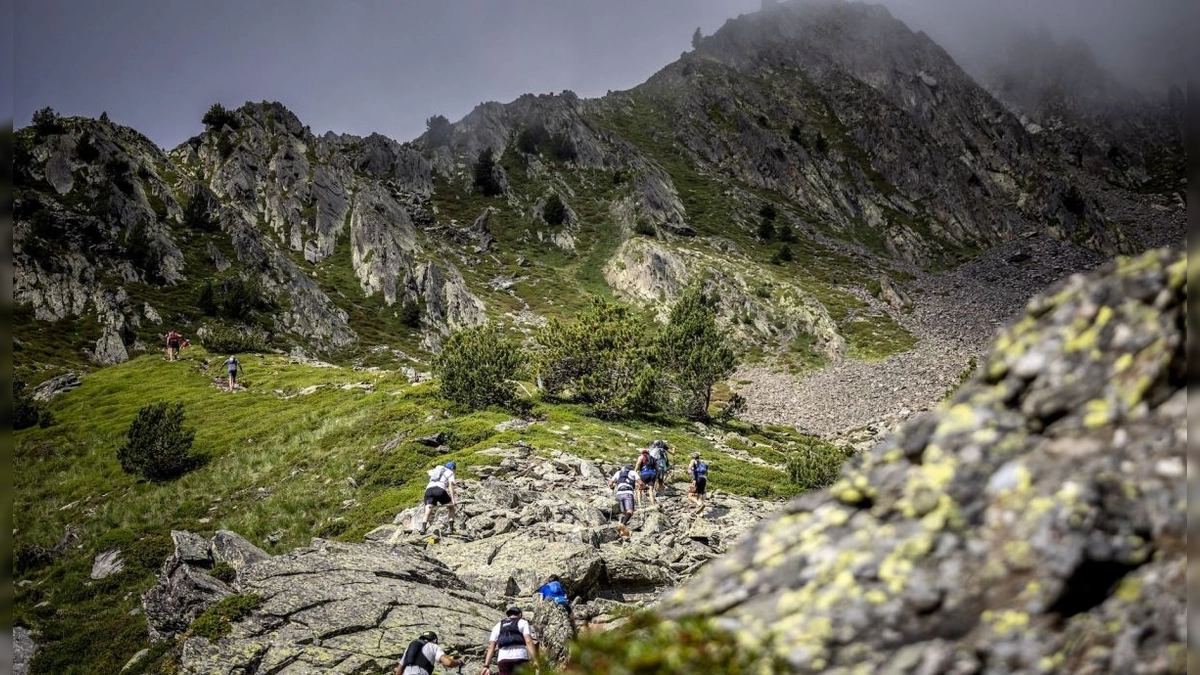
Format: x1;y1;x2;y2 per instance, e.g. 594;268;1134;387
400;641;445;675
426;466;455;491
489;617;533;662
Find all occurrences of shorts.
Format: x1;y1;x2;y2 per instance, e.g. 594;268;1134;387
497;659;529;675
616;492;634;512
694;477;707;496
639;472;656;485
423;486;451;506
168;340;180;349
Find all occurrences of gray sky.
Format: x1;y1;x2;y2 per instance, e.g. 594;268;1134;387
13;0;1189;149
14;0;758;148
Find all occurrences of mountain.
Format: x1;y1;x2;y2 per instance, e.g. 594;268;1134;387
14;0;1182;388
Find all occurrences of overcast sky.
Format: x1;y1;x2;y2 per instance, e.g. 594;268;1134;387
12;0;1189;149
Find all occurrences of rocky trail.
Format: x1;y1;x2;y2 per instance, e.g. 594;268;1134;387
139;446;775;674
734;187;1185;442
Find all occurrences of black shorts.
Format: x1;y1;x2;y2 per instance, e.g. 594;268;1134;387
497;660;529;675
694;477;707;495
423;486;451;506
168;340;180;349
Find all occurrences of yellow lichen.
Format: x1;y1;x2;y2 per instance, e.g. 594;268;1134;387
1084;399;1113;428
1113;576;1142;603
988;610;1030;635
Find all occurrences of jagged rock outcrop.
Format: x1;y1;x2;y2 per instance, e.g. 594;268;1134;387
656;248;1187;673
177;538;496;675
144;447;776;673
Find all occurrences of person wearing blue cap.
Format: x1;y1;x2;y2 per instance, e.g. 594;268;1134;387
419;461;458;534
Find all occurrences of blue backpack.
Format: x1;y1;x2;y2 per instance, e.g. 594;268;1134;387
694;461;707;477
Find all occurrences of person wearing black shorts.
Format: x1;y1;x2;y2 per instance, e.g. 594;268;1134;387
688;452;708;514
419;461;457;534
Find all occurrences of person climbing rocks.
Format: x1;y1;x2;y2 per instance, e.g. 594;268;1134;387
419;461;457;534
634;449;657;506
536;574;576;631
165;330;184;361
223;354;242;392
608;464;637;537
648;439;675;494
687;452;708;514
482;606;537;675
397;630;462;675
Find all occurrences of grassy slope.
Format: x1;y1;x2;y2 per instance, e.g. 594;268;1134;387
14;346;838;673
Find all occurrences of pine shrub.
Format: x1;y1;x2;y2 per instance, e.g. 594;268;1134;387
473;148;503;196
434;324;524;410
654;288;737;420
543;194;567;225
786;441;853;492
117;402;200;481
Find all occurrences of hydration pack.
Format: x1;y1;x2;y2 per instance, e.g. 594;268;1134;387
694;461;708;477
497;617;525;648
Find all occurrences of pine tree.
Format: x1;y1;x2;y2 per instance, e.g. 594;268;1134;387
692;27;703;49
473;147;502;196
434;324;524;409
654;288;736;420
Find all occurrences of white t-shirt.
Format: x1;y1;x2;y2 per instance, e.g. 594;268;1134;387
489;617;533;662
401;641;445;675
426;466;455;491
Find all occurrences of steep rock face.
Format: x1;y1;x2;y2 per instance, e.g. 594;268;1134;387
658;248;1187;673
605;237;845;356
177;538;495;675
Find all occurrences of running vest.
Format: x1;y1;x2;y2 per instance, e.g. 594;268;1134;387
497;618;525;648
400;639;435;674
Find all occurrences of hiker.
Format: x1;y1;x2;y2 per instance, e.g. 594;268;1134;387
419;461;457;534
482;606;537;675
165;330;184;361
607;464;637;536
223;354;242;392
648;439;675;493
687;452;708;514
634;449;656;506
536;574;576;629
397;630;463;675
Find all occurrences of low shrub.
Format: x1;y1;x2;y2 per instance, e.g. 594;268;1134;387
434;324;524;410
117;402;200;481
786;441;854;492
200;325;267;354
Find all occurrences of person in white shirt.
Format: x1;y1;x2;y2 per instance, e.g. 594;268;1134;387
419;461;457;534
396;631;461;675
482;606;537;675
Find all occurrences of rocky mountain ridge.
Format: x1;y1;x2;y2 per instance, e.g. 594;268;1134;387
14;0;1183;391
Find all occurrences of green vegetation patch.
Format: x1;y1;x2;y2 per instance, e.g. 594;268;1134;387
188;594;264;641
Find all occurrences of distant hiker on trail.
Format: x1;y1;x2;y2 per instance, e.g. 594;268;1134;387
482;606;537;675
537;574;576;630
418;461;457;534
223;354;242;392
688;452;709;514
396;631;462;675
608;464;637;537
634;448;657;506
648;439;675;494
165;330;184;361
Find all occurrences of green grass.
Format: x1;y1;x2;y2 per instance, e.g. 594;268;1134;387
14;346;843;672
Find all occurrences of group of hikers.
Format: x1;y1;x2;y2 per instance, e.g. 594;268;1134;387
416;439;709;540
399;605;539;675
163;330;243;392
607;439;708;535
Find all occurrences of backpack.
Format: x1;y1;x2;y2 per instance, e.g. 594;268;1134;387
694;461;708;477
400;639;435;673
615;468;635;491
428;466;450;484
497;617;525;648
648;445;663;461
640;466;656;482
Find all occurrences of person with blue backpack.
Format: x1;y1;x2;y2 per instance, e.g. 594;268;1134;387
634;448;657;506
537;574;577;631
687;452;708;514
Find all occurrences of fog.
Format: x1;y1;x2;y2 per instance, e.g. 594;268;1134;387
877;0;1192;94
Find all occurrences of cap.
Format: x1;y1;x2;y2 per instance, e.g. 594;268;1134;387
506;606;523;617
691;452;700;458
624;464;633;471
445;461;457;470
419;630;438;642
